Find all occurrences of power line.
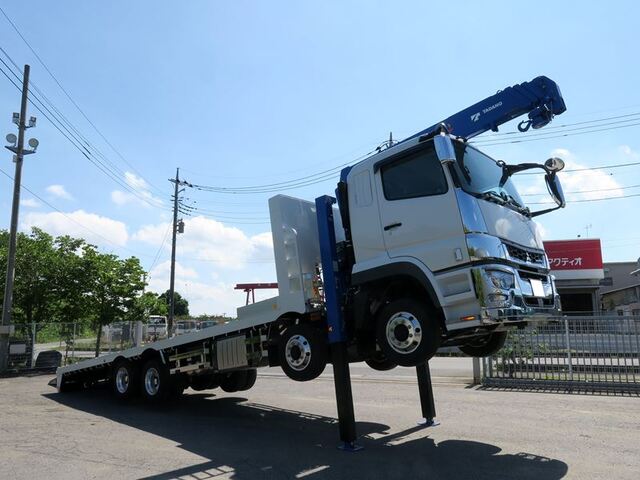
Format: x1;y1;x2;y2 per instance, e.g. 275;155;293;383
472;120;640;147
522;183;640;197
148;224;172;273
0;166;150;256
0;167;275;264
477;111;640;139
0;7;165;195
528;192;640;205
0;59;167;210
518;160;640;176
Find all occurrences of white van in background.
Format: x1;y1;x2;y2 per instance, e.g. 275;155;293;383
147;315;168;339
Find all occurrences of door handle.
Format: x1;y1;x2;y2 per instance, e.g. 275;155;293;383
384;222;402;231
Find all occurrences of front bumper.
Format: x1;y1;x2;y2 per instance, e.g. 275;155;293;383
472;264;560;325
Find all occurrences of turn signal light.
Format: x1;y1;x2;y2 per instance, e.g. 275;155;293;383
460;315;476;321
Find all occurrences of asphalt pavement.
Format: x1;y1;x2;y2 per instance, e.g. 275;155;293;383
0;364;638;479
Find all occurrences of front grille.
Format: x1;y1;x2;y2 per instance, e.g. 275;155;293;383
524;297;555;307
505;244;545;265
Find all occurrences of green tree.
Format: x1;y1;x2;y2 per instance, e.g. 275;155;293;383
158;290;189;317
134;291;168;319
84;249;146;357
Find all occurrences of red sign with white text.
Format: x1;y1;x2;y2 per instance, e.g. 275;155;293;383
543;239;604;280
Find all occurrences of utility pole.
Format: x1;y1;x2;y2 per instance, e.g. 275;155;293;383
167;169;191;336
1;65;39;372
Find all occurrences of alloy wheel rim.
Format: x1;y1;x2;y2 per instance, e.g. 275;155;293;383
386;311;422;354
285;334;312;371
144;367;160;396
115;366;129;394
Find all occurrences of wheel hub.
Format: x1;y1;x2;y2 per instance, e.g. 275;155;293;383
144;367;160;396
115;366;129;394
386;311;422;354
285;334;311;371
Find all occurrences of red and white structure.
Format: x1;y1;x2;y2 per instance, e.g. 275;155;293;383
543;239;604;281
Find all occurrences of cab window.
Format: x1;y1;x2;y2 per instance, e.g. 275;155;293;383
380;147;448;200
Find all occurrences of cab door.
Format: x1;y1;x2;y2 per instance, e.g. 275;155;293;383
374;142;467;272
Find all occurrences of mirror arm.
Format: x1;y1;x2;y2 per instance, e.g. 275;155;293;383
530;205;562;217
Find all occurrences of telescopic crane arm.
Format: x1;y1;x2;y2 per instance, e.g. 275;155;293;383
404;75;566;143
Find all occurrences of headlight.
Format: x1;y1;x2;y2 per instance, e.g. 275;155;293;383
485;270;515;290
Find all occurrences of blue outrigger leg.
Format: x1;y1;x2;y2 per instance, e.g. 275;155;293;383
315;195;362;451
315;195;439;449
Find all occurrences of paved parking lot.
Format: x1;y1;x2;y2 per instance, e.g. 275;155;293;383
0;368;639;479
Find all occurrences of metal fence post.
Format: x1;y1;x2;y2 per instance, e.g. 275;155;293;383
72;322;76;363
472;357;481;384
564;317;573;380
29;321;35;368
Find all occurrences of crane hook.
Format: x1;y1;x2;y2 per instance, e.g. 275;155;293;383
517;120;532;132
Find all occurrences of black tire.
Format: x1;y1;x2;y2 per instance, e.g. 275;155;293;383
375;298;441;367
220;370;248;393
237;369;257;391
365;351;397;371
278;323;327;382
111;359;139;400
190;374;220;392
459;331;508;357
140;358;171;403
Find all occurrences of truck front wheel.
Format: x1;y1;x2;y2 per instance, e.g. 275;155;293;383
376;299;440;367
459;331;507;357
278;324;327;382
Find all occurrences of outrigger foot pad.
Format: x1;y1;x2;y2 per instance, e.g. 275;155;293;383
338;441;364;452
417;417;440;428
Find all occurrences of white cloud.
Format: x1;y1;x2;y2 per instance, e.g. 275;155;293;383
619;145;639;159
148;260;199;280
20;198;41;208
133;216;273;269
551;148;624;201
147;261;247;316
111;171;163;208
46;184;73;200
21;210;129;246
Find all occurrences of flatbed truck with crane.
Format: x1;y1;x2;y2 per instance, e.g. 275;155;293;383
55;75;568;447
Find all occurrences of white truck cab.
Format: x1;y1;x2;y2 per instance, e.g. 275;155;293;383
342;132;561;363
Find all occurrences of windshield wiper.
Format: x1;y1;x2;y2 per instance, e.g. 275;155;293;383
503;193;530;216
478;190;530;216
477;191;506;205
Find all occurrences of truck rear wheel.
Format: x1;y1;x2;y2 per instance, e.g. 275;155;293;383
190;374;220;391
140;358;170;402
278;324;327;382
459;331;507;357
111;359;138;400
365;351;397;371
238;369;257;391
220;369;257;392
375;298;440;367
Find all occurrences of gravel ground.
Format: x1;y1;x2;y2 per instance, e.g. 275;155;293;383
0;368;638;480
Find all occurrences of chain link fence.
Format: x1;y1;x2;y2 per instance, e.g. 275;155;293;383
2;318;228;373
3;321;168;373
482;315;640;393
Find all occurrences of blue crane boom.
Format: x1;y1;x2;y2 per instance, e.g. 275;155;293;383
403;75;566;143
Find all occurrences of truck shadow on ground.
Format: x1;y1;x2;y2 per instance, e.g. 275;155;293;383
45;386;568;480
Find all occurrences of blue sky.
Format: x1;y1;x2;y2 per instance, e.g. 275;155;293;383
1;1;639;314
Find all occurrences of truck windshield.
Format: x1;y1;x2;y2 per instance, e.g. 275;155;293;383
452;142;525;211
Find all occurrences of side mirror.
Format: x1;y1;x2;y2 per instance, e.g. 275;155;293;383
531;170;566;217
544;157;565;172
546;173;565;208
